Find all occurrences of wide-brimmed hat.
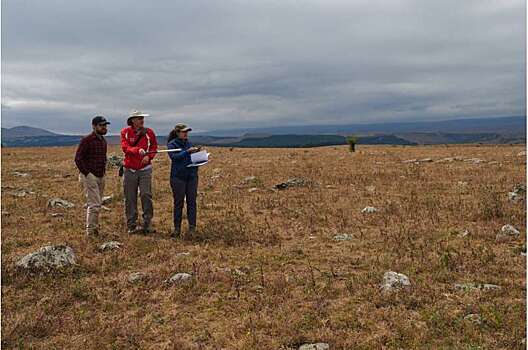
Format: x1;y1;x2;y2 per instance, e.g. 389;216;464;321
174;123;192;132
127;110;150;126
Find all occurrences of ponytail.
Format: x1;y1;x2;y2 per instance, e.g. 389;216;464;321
168;128;178;143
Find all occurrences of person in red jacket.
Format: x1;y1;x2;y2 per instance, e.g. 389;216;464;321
121;110;158;234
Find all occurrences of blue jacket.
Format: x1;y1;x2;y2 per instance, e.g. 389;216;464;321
167;138;198;180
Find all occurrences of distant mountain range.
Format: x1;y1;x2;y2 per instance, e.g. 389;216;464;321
201;116;526;136
1;116;525;148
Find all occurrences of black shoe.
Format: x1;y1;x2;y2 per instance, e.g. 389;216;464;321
142;226;156;235
170;230;181;240
127;226;142;235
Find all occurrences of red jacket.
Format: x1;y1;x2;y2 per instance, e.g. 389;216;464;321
120;127;158;170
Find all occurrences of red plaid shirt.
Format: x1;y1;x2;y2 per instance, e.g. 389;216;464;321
74;132;107;177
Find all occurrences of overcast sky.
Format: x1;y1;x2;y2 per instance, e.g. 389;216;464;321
1;0;526;134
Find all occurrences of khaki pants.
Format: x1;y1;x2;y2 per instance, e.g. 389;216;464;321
79;173;105;234
123;167;153;230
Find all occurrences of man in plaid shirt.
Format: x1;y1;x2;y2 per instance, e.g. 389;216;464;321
75;116;111;236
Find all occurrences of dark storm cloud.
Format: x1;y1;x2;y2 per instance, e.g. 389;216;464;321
2;0;525;133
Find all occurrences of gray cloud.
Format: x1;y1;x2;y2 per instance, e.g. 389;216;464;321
2;0;525;134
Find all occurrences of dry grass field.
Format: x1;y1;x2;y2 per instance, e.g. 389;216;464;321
1;144;526;349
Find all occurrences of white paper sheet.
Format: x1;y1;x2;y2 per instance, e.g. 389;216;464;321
187;150;210;167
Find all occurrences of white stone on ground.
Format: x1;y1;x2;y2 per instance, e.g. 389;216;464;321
333;233;353;241
361;206;377;213
165;272;193;284
16;245;76;271
98;241;122;252
128;272;150;283
299;343;330;350
47;198;75;209
380;271;411;292
458;229;470;238
501;224;520;236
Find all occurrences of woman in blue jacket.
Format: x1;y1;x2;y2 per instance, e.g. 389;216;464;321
167;123;201;239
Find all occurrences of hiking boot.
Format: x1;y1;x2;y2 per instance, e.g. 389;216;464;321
142;226;156;235
86;228;99;237
127;226;142;235
170;230;181;240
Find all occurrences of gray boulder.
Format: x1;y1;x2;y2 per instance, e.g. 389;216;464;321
165;272;193;284
16;245;76;271
501;224;520;236
98;241;122;252
128;272;151;283
47;198;75;209
381;271;411;292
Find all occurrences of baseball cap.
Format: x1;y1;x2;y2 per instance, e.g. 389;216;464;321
174;123;192;132
92;116;110;126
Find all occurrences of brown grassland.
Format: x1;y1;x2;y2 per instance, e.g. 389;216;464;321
1;144;526;349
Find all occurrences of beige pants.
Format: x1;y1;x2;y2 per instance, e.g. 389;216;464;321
79;173;105;234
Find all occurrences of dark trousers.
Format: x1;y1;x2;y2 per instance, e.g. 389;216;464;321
170;176;198;231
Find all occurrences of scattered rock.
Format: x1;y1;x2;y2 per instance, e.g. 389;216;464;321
2;211;10;216
128;272;151;283
51;213;64;218
248;187;258;193
508;191;520;201
102;195;113;205
243;175;257;182
463;313;483;325
496;224;521;241
275;177;310;190
464;158;483;164
458;229;470;238
380;271;411;292
508;184;525;201
47;198;75;209
333;233;353;241
517;150;526;157
16;245;76;271
299;343;330;350
8;189;35;197
165;272;193;284
361;206;377;214
107;154;124;167
98;241;122;252
176;252;190;257
13;171;30;177
501;224;520;236
454;283;501;292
